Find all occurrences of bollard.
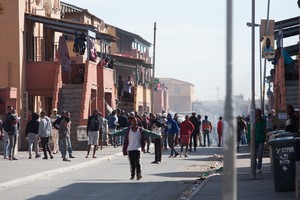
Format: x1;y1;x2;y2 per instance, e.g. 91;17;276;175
296;161;300;199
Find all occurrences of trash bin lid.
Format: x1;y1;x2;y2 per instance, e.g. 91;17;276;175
275;132;298;138
268;136;295;145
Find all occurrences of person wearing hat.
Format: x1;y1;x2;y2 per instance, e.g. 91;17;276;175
50;108;60;154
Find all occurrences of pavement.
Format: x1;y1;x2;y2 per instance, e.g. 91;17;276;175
0;144;297;199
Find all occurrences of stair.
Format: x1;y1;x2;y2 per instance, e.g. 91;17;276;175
285;80;299;109
117;101;134;113
58;84;83;150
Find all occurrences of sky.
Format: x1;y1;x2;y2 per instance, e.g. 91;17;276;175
62;0;299;101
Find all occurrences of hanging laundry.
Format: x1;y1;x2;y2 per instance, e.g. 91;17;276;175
73;31;87;56
57;36;71;72
89;39;97;61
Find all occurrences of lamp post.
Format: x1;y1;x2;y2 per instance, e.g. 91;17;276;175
249;0;257;180
246;22;262;111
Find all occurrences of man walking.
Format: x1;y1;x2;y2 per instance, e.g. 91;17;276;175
38;111;53;160
59;112;72;162
189;112;200;151
86;109;101;158
165;113;179;158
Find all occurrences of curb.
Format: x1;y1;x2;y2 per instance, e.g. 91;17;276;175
0;152;123;191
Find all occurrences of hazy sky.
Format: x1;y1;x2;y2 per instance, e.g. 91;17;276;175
62;0;299;101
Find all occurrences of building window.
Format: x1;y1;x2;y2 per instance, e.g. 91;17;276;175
174;105;180;112
174;87;180;94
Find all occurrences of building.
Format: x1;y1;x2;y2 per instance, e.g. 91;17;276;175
270;16;299;129
107;25;153;114
0;0;158;150
159;78;195;113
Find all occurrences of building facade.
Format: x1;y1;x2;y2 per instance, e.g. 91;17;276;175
0;0;158;150
159;78;195;113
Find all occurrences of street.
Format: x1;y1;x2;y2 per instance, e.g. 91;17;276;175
0;146;223;200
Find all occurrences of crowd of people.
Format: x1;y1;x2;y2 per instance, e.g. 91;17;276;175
0;104;298;178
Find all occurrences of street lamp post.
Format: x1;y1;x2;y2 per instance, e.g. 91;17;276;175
246;22;262;111
250;0;257;180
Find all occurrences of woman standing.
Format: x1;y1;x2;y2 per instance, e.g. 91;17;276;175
180;115;194;157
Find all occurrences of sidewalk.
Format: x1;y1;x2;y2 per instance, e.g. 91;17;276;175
190;145;296;200
0;145;123;190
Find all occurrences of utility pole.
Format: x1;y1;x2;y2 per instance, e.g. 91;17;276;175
223;1;236;199
250;0;257;180
151;22;157;113
261;0;271;115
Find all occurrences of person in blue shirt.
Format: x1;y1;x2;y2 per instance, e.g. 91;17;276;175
165;113;179;158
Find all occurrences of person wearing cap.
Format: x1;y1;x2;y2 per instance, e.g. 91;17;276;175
86;109;102;158
50;108;60;154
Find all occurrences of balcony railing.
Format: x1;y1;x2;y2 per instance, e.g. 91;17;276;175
26;35;58;61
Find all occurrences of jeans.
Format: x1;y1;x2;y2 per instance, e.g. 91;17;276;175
168;134;178;156
3;130;10;157
203;130;210;146
256;142;264;170
28;133;39;157
67;137;73;156
8;134;17;158
60;136;69;159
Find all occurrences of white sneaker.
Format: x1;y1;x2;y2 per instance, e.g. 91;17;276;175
256;169;262;174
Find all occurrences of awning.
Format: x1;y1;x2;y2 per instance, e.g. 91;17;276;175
111;53;153;68
25;13;117;42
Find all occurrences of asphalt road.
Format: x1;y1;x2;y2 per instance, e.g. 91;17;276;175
0;147;223;200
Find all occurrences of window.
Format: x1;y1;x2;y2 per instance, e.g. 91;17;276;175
174;87;180;94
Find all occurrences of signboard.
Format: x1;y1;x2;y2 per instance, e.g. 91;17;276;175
262;35;275;59
278;112;288;120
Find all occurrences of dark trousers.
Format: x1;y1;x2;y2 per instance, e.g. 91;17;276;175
189;133;197;150
154;138;162;162
128;150;141;177
41;137;52;158
168;134;178;156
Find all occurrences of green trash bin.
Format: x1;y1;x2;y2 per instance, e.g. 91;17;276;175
268;136;300;192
